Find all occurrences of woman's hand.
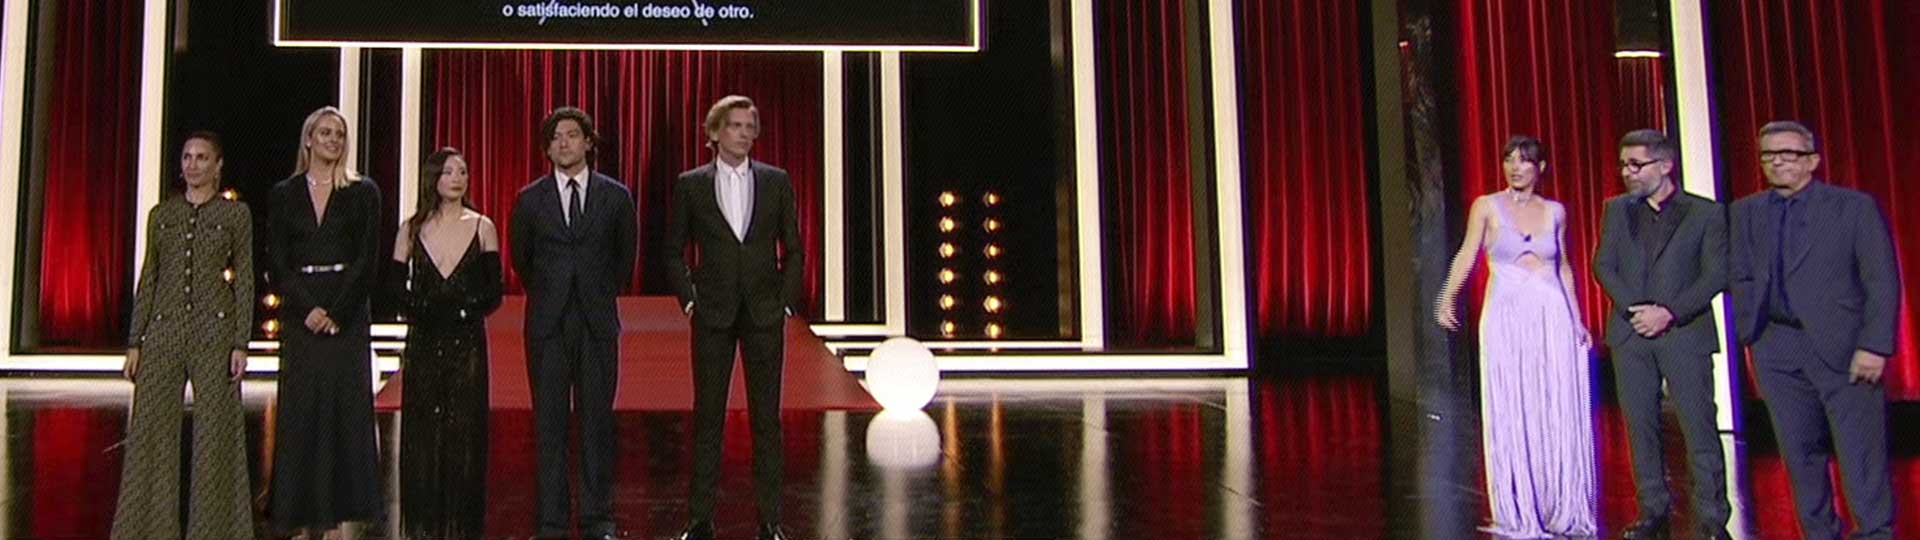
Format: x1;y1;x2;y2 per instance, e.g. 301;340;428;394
1434;297;1461;331
123;348;141;382
230;350;249;382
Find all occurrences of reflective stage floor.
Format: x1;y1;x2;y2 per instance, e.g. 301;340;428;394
1;372;1916;539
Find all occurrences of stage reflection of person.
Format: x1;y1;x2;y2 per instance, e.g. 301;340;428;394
267;106;384;540
388;147;501;540
509;107;636;540
667;95;802;540
112;131;256;540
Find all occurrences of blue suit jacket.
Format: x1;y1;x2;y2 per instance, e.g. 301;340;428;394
509;172;637;340
1729;181;1900;370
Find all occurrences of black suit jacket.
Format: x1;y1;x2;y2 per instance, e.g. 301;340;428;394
1592;191;1728;353
1730;181;1901;370
509;172;637;340
664;161;804;329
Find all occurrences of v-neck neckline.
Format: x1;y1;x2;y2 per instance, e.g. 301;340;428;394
420;223;480;280
306;178;336;228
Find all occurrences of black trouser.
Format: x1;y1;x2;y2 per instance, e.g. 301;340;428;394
527;299;619;537
1609;338;1729;528
1753;324;1891;540
689;297;785;525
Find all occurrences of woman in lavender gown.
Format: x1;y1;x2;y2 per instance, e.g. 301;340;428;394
1435;135;1597;538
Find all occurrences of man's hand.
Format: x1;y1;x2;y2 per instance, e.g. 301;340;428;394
1629;304;1674;337
1850;349;1888;384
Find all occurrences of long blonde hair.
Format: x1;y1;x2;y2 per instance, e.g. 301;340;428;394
294;106;363;188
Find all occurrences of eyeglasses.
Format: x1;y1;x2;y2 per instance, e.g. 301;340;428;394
1619;158;1664;174
1759;149;1816;163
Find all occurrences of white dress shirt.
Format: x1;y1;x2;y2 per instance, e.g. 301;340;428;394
554;168;590;226
714;158;754;242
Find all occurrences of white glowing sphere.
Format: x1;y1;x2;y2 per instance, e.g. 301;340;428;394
865;337;939;411
864;410;941;469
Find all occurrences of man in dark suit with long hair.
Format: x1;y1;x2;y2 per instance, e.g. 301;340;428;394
510;107;636;540
1730;120;1898;540
665;95;801;540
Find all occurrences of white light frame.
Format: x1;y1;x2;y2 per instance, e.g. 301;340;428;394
1669;0;1738;432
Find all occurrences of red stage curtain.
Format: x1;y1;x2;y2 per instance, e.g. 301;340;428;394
1098;0;1198;346
1615;56;1669;132
1237;0;1376;340
30;409;122;539
1258;378;1385;536
36;0;141;348
1712;0;1920;400
430;51;823;314
1453;0;1620;343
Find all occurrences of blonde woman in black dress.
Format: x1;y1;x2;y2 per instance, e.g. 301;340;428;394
266;106;383;540
113;131;255;540
388;147;501;539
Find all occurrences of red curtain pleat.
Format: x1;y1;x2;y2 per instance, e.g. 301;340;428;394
1238;0;1376;340
1615;56;1669;132
1098;0;1199;346
37;0;142;348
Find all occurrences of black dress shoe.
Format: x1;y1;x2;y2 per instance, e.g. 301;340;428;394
756;522;790;540
1621;515;1669;540
677;521;715;540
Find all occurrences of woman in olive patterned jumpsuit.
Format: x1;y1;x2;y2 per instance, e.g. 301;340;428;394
112;131;256;540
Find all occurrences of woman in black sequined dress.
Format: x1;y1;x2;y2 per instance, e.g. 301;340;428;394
388;147;502;540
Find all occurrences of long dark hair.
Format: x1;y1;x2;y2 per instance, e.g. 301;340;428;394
407;147;471;247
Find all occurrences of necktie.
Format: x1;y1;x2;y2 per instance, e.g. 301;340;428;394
568;179;583;228
1771;197;1795;318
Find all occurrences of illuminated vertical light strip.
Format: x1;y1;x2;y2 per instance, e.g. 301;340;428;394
880;52;907;334
1205;0;1250;368
938;195;957;337
817;411;848;540
0;0;31;356
823;51;846;320
1077;395;1109;540
338;47;362;168
1221;381;1254;537
1070;0;1105;348
1669;0;1737;432
1720;434;1746;536
397;47;423;225
0;384;9;540
133;0;169;286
